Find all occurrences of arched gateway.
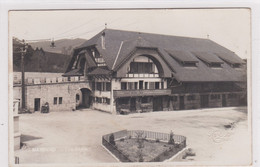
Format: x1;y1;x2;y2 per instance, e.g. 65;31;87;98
76;88;92;109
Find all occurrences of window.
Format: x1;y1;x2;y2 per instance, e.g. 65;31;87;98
210;63;222;68
130;62;153;73
149;82;155;89
128;82;134;90
141;97;149;103
187;95;195;101
139;80;143;90
102;82;106;91
96;97;102;103
106;98;110;105
118;98;129;105
232;64;241;68
134;82;138;89
92;82;95;91
54;97;57;105
106;82;111;91
59;97;63;104
121;82;127;90
182;62;197;67
155;82;160;89
96;82;102;91
145;82;148;89
102;97;106;103
211;94;220;100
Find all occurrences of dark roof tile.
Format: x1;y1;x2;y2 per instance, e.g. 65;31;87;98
69;29;246;82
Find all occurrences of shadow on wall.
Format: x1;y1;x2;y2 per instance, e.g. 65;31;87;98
20;134;42;143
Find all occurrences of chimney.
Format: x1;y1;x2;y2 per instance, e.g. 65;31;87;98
101;31;106;49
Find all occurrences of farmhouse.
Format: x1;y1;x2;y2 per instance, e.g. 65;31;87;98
13;29;246;114
63;29;246;113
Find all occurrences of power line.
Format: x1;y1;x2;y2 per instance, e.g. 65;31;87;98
54;17;98;38
54;17;122;39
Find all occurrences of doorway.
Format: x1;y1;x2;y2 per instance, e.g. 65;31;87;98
200;95;209;108
78;88;92;109
153;96;163;111
222;94;227;107
34;98;41;111
130;98;136;111
179;96;185;110
139;80;143;90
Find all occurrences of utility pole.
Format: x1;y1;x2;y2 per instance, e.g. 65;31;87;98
20;40;28;110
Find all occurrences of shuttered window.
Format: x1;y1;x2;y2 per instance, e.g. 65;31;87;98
130;62;153;73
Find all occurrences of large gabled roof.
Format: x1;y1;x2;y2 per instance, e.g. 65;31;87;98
71;28;246;82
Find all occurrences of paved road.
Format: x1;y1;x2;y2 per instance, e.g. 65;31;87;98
14;107;251;165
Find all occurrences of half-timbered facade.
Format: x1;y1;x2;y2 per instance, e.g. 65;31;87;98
63;29;247;114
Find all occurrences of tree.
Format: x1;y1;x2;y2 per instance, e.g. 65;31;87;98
13;38;34;70
168;131;175;145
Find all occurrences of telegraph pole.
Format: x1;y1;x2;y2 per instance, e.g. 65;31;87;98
20;40;28;110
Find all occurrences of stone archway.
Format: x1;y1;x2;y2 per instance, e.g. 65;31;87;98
76;88;92;109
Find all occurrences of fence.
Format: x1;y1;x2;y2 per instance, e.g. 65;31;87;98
102;130;186;162
102;130;131;162
127;130;186;144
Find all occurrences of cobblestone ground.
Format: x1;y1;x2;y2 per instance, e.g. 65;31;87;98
14;107;251;165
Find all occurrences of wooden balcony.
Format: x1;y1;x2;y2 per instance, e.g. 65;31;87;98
113;89;171;98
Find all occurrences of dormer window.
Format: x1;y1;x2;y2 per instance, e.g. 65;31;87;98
166;50;199;67
215;52;245;68
192;52;223;68
231;63;242;68
182;62;197;67
128;56;158;74
88;47;106;67
210;62;222;68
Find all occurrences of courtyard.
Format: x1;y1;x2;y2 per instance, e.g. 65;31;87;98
14;107;251;165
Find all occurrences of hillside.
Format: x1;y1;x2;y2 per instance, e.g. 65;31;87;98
13;48;71;73
13;38;86;73
29;38;86;55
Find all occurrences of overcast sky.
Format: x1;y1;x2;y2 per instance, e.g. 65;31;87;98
9;9;250;59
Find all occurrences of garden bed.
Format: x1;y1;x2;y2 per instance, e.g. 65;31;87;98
102;130;186;162
115;138;184;162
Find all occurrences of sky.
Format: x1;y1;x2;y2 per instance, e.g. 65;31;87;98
9;9;251;59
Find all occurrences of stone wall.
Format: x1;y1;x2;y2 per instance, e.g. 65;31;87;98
13;82;91;112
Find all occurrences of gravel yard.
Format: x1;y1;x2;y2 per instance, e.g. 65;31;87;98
14;107;251;165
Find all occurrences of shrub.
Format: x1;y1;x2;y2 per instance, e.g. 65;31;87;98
155;139;160;143
120;138;125;142
182;148;196;159
163;150;169;156
109;133;116;145
186;148;196;156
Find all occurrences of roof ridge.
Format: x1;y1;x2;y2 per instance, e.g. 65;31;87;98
103;28;210;41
